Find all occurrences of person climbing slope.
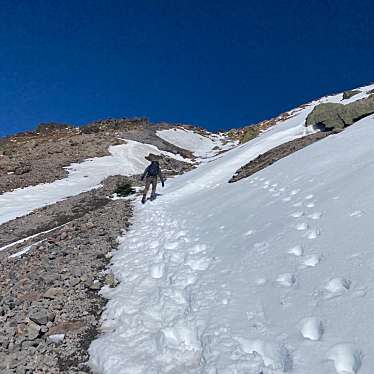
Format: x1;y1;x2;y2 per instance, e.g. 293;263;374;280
141;157;165;204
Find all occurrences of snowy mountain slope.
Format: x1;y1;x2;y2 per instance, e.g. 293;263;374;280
0;140;190;225
156;127;237;159
2;83;374;373
89;87;374;374
2;83;372;227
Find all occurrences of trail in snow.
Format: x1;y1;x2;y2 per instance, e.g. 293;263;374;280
90;85;374;373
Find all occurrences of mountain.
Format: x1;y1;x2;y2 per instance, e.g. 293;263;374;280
1;83;374;373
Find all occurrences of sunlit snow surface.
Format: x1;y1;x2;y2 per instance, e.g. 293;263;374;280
156;127;237;159
89;85;374;374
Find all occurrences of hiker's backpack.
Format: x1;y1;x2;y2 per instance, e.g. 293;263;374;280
147;162;160;177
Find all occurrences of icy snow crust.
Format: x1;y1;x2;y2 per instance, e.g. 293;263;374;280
89;84;374;374
0;140;189;225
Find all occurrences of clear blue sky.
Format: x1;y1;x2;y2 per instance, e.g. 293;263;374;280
1;0;374;137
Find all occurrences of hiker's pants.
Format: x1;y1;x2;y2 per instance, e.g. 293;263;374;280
143;176;157;197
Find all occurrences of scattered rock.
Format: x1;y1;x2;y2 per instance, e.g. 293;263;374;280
29;308;55;325
105;272;118;288
27;321;41;340
44;288;64;300
47;321;85;336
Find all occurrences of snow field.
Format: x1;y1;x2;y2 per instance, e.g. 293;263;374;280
90;107;374;372
156;128;237;159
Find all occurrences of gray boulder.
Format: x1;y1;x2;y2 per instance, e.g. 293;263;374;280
305;94;374;131
29;308;55;325
342;89;360;100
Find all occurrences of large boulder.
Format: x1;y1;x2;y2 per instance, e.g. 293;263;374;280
305;94;374;131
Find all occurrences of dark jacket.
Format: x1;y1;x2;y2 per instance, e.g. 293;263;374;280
141;161;164;183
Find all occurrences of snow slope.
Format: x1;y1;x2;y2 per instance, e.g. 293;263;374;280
0;140;189;225
156;127;237;159
89;86;374;374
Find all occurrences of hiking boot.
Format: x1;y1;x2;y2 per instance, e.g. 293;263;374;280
141;196;146;204
150;194;156;201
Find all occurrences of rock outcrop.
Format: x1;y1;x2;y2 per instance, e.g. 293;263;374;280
306;94;374;131
342;90;360;100
229;132;331;183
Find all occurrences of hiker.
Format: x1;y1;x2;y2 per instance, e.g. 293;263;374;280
141;159;165;203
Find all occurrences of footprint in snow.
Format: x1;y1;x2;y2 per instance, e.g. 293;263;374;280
300;254;321;269
350;210;364;217
290;189;301;195
221;290;232;305
244;229;255;237
299;317;324;341
288;245;303;257
293;201;303;207
234;338;293;372
324;277;351;299
295;222;308;231
282;196;292;202
305;228;320;240
305;201;316;208
327;343;362;374
275;273;296;287
308;212;323;220
175;230;187;239
291;211;304;218
150;263;165;279
253;242;270;254
304;194;314;200
255;277;267;286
